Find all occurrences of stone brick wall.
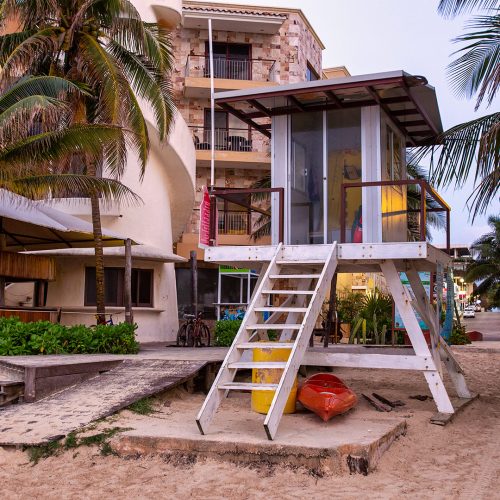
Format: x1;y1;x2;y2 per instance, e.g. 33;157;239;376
170;4;323;240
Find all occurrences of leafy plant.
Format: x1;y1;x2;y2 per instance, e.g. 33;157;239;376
336;291;364;324
449;321;471;345
214;320;242;347
0;317;139;356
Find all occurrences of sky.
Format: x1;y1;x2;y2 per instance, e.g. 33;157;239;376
207;0;499;245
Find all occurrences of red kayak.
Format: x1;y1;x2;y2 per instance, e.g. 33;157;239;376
298;373;357;422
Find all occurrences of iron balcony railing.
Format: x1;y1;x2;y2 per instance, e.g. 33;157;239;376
218;210;250;235
190;126;257;152
184;55;277;82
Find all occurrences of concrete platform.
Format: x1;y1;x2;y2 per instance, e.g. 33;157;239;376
111;393;406;475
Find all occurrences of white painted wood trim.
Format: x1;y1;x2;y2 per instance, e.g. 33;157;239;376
303;352;432;371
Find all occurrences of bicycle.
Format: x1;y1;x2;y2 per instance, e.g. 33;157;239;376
177;312;211;347
91;314;114;327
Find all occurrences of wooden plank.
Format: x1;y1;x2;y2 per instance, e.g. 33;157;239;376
302;352;432;371
255;307;307;313
269;274;320;279
218;382;278;391
362;393;392;412
430;393;479;426
0;252;56;280
247;324;302;330
237;342;293;349
228;362;286;369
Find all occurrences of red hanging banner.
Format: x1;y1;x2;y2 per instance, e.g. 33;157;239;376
199;186;212;249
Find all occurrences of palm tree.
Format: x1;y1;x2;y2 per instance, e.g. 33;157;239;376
406;163;446;242
410;0;499;220
466;214;500;307
0;75;137;203
0;0;175;322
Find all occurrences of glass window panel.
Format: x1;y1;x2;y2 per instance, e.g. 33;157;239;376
290;111;324;244
327;108;362;244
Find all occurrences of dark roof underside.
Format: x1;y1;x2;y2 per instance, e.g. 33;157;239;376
214;72;443;146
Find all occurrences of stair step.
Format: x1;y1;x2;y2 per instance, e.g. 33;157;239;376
269;274;321;279
228;362;287;369
262;290;314;295
254;307;308;313
0;381;24;387
237;342;293;349
218;382;278;391
246;324;302;330
276;260;325;265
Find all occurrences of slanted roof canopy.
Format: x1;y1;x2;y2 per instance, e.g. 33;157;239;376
214;70;443;146
0;190;132;251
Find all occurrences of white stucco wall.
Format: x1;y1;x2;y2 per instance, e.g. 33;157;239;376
44;111;196;343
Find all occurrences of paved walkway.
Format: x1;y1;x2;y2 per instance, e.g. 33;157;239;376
0;359;206;446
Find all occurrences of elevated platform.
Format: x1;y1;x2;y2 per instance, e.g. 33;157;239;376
204;242;451;272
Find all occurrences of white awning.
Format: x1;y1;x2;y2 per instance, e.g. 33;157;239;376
0;189;133;251
25;245;186;263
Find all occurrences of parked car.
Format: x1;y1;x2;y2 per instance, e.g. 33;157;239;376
463;308;475;319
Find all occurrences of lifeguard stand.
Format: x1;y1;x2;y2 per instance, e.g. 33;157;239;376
195;71;472;440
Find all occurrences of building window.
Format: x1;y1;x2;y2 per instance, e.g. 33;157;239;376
84;267;153;307
205;42;252;79
306;62;319;81
175;267;218;319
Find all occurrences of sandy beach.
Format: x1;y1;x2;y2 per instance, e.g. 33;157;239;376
0;348;499;499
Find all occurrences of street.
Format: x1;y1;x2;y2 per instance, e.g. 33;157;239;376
463;311;500;340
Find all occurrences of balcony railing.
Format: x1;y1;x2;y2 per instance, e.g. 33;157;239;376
190;126;256;152
184;55;277;82
218;211;250;235
340;180;451;252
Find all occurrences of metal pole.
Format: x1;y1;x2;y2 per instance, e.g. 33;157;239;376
208;18;215;187
124;238;133;324
190;250;198;315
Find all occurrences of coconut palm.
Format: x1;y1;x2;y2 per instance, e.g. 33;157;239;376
410;0;499;220
0;75;137;202
406;163;446;242
0;0;175;321
466;214;500;306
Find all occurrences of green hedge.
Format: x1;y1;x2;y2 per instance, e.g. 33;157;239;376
0;317;140;356
214;320;242;347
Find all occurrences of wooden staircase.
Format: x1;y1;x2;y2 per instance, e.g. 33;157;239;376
196;243;338;440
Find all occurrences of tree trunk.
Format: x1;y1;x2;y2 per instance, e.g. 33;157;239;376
90;193;106;324
124;238;133;324
324;273;338;347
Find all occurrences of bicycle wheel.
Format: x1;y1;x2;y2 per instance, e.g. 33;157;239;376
186;323;196;348
198;324;211;347
176;323;188;347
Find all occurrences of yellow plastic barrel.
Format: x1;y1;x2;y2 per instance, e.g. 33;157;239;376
251;345;297;414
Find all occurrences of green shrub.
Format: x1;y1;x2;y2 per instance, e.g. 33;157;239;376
0;317;140;356
449;321;471;345
214;320;242;347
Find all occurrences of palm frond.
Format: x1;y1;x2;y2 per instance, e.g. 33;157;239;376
448;12;500;109
4;173;141;205
438;0;500;18
0;124;124;166
107;39;172;142
409;112;500;219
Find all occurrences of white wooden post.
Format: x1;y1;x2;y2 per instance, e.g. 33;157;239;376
380;261;454;413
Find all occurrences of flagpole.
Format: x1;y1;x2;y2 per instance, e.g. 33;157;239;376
208;18;215;188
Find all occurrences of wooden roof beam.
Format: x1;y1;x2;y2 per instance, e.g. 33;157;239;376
366;86;416;147
217;103;271;138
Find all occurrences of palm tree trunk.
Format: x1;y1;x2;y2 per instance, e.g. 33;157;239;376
88;161;106;324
